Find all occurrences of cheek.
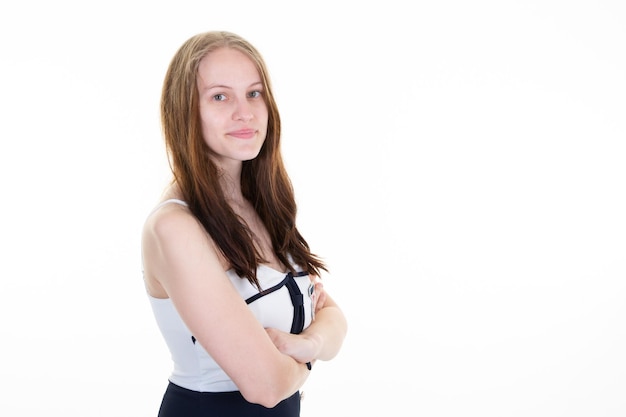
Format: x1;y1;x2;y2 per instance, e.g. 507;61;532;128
260;116;269;138
259;106;270;127
199;110;220;136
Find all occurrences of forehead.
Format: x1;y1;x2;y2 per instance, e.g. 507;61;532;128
197;47;261;88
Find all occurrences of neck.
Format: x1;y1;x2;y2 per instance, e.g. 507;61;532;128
216;161;245;206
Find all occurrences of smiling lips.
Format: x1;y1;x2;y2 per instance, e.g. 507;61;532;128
228;129;256;139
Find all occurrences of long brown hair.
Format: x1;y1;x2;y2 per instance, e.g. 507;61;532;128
160;31;326;288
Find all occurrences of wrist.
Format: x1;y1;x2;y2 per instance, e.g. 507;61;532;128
304;332;323;359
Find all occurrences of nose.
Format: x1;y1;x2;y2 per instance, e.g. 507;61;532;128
233;98;254;122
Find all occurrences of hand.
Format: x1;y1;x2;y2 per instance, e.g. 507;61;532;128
265;328;321;364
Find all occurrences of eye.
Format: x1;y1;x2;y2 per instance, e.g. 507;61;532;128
248;90;262;99
212;93;227;101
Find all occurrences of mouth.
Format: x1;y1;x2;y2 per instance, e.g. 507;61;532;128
228;129;256;139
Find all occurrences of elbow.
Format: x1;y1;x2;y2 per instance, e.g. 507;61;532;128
240;385;288;408
235;352;303;407
238;364;299;408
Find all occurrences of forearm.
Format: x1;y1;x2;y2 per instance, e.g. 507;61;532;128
266;295;348;364
302;301;347;361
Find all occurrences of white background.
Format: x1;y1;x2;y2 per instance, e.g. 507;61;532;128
1;1;625;416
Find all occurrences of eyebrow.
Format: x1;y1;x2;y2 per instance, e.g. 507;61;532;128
202;81;263;92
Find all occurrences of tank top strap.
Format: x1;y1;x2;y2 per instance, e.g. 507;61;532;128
148;198;189;217
158;198;188;208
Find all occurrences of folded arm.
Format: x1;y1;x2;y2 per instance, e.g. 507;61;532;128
142;205;311;408
265;279;348;365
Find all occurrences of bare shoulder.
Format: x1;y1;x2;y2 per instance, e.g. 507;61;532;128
142;201;226;297
143;201;197;242
142;184;192;241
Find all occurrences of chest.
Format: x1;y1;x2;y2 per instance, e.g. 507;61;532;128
226;269;314;333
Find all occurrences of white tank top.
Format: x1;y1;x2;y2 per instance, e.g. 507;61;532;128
146;199;314;392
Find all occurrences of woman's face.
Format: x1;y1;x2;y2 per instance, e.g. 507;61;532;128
196;47;269;169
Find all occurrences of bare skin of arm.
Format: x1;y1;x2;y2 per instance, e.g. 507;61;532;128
142;204;311;408
265;286;348;365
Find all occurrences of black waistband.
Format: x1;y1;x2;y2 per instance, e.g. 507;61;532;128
159;381;301;416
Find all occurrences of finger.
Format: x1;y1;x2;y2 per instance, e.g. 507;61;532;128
315;289;327;311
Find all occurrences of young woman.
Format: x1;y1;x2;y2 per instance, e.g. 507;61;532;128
141;31;347;416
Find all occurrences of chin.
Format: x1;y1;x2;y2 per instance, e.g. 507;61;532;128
242;153;262;162
244;144;265;160
238;149;263;162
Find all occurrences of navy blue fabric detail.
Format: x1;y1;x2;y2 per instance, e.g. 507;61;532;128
245;275;291;304
284;274;305;335
290;293;304;307
243;271;309;335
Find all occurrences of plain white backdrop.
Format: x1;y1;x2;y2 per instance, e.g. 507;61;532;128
1;1;625;416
